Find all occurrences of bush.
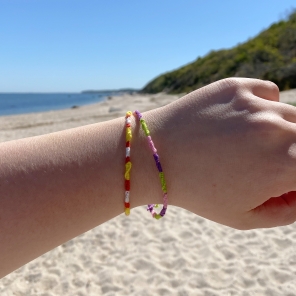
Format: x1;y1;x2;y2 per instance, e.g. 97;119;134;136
142;11;296;93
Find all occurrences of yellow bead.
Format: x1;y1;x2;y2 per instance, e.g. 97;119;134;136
126;127;132;141
125;161;132;180
126;111;132;117
125;208;130;216
154;214;162;220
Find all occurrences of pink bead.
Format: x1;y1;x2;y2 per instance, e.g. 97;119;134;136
163;193;168;208
147;137;152;145
148;138;157;153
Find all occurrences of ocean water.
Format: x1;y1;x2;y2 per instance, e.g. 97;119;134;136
0;92;115;116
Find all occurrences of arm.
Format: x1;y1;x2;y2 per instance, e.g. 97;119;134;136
1;78;296;278
0;116;160;278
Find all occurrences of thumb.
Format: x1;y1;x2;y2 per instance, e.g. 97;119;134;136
251;191;296;228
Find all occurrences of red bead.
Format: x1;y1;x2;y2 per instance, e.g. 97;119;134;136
126;141;130;147
125;157;130;163
126;123;131;127
125;202;130;208
125;180;130;190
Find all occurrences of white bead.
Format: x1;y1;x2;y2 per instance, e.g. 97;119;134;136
126;147;130;157
126;117;131;124
125;191;130;202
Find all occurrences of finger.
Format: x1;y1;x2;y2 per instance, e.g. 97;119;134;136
276;102;296;124
261;101;296;124
250;80;280;102
250;191;296;228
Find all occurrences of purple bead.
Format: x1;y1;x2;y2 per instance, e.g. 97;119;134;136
153;154;163;171
147;204;154;212
160;207;167;217
153;153;159;162
156;161;162;172
135;110;142;119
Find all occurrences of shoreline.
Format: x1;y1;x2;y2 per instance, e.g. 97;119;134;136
0;92;109;117
0;92;183;143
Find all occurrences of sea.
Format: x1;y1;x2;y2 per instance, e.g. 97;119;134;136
0;91;119;116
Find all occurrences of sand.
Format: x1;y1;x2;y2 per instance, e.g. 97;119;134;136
0;90;296;296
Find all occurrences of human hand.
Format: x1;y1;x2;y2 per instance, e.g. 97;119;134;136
149;78;296;229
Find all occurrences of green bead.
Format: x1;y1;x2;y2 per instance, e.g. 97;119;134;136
159;172;167;192
140;122;150;136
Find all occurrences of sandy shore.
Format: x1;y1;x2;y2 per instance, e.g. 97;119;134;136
1;90;296;295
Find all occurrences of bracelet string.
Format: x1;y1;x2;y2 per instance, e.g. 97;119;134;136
134;110;168;219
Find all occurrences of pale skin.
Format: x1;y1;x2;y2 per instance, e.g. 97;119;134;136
1;78;296;278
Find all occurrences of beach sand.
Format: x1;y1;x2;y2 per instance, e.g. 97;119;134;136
1;90;296;295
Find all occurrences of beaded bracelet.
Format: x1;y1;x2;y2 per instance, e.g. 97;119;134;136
124;111;132;216
134;110;168;220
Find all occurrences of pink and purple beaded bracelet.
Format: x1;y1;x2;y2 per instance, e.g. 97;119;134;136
134;110;168;219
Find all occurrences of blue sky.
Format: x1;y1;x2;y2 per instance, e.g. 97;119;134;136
0;0;295;92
